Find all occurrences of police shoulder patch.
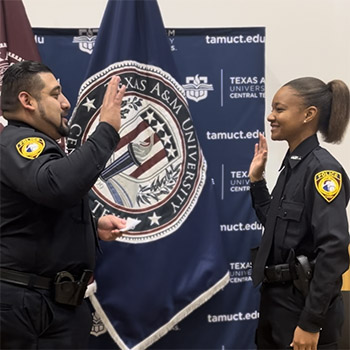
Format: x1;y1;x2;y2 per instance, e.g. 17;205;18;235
16;137;45;160
314;170;342;203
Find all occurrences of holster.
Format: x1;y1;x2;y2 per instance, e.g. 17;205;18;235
54;270;92;306
292;254;314;297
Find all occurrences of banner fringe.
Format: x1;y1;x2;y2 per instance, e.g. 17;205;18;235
89;271;230;350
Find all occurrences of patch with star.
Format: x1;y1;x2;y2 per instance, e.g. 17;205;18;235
314;170;342;203
67;61;206;243
16;137;45;160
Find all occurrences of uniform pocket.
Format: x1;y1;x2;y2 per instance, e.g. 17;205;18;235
23;289;53;336
275;201;304;258
277;200;304;221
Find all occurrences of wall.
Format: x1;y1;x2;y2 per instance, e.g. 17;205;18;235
21;0;350;347
23;0;350;219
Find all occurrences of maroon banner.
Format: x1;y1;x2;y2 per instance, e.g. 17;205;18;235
0;0;40;126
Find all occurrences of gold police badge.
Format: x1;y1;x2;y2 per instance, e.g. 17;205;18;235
16;137;45;160
314;170;342;203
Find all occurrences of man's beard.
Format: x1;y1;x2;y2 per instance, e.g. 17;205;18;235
38;103;70;137
58;120;70;137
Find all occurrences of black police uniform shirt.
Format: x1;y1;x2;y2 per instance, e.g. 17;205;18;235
250;134;350;332
0;120;120;278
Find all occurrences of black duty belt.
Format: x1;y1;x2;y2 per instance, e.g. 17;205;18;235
263;263;295;283
0;268;52;290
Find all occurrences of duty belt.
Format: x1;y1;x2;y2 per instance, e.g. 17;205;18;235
0;268;52;289
263;263;295;283
0;268;93;306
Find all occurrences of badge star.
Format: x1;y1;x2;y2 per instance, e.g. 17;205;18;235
161;133;172;145
83;97;96;112
166;146;176;158
144;111;155;124
154;121;165;133
148;212;161;226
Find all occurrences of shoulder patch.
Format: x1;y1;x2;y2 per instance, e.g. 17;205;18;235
314;170;342;203
16;137;45;160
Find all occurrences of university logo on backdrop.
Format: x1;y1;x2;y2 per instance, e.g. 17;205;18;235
67;60;206;243
182;74;214;102
72;29;97;55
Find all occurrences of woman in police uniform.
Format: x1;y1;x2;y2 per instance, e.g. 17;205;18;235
249;77;350;350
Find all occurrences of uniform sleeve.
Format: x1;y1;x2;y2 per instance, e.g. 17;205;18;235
4;122;120;208
298;164;350;332
250;179;271;226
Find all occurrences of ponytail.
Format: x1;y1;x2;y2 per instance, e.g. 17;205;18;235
323;80;350;143
284;77;350;143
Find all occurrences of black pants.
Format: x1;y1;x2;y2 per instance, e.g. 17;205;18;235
0;281;92;349
256;282;344;349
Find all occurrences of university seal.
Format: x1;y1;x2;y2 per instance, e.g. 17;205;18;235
67;61;206;243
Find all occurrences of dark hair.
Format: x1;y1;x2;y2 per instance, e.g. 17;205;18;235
284;77;350;143
1;60;52;114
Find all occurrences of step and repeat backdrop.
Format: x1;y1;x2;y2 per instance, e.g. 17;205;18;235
33;27;265;349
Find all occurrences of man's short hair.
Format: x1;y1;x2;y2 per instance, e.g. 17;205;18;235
1;61;53;114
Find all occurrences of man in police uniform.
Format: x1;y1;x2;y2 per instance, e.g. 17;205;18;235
0;61;127;349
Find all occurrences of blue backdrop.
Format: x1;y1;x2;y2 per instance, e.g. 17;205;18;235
33;25;265;350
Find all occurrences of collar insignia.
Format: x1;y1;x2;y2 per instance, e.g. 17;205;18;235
16;137;45;159
314;170;342;203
